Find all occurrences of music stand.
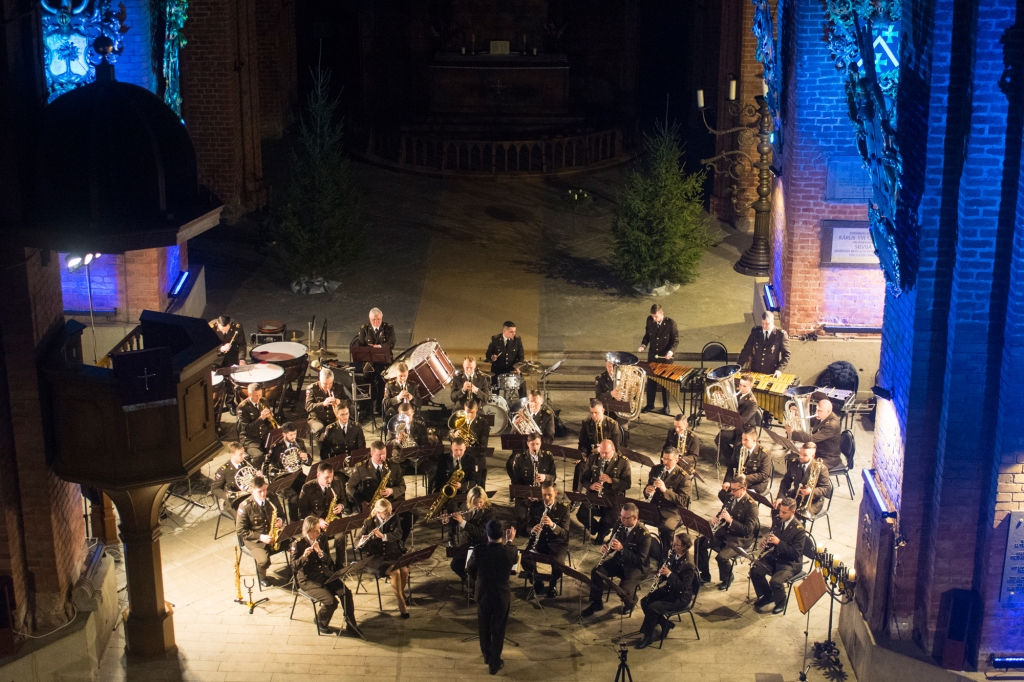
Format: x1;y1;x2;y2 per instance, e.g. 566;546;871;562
676;506;715;540
393;444;443;497
704;404;743;478
509;484;542;500
748;489;774;510
390;544;439;607
592;565;638;634
765;426;801;454
548;444;584;488
325;511;371;539
794;569;828;681
622;498;661;528
500;434;529;451
603;398;631;414
350;345;392;366
324;556;376;640
565;491;614;545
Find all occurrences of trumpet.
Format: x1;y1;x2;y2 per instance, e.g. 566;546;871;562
259;399;280;430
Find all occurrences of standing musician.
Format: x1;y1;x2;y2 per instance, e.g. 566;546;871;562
212;442;249;510
433;437;480;542
520;481;570;599
291;516;359;635
269;422;310;473
466;520;519;675
635;534;697;649
738;311;791;377
346;441;409;539
448;486;495;578
786;398;843;469
576;439;632;544
356;307;397;414
209;315;246;368
775;442;831;518
696;474;759;590
237;383;275;466
235;475;285;588
524;390;556;443
382;362;422;420
357;499;410;618
506;433;557;533
581;503;651;617
486;321;525;379
319;401;366;461
596;360;631;447
663;414;702;463
451;356;491;408
638;304;678;414
644;447;691;549
298;463;348;564
751;497;808;614
458;400;491;487
305;368;340;435
716;373;762;459
725;426;772;494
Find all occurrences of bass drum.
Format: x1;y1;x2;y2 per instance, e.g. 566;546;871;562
384;340;455;398
482;395;509;435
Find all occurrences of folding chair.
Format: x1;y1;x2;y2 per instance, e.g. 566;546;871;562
656;572;702;648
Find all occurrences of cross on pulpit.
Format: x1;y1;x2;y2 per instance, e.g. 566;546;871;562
490;79;506;95
137;367;156;391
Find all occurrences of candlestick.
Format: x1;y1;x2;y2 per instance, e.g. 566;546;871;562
696;89;705;109
728;79;737;101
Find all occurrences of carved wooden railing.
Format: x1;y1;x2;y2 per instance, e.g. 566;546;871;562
96;326;143;369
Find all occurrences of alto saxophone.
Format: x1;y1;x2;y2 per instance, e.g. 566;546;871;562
369;463;391;510
427;467;465;520
324;487;339;524
269;503;281;550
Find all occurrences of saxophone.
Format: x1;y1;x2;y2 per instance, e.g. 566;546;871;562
324;487;339;524
268;503;281;550
427;467;465;520
369;463;391;510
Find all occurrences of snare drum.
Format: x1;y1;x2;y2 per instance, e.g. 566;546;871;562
497;373;521;393
483;395;509;435
386;340;455;398
230;363;286;404
250;341;309;389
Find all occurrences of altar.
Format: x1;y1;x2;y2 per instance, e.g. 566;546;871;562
429;53;570;116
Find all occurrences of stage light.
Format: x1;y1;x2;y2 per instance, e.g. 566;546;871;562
863;469;897;519
65;253;84;272
871;385;892;401
991;655;1024;670
762;283;779;312
83;253;93;266
169;270;190;297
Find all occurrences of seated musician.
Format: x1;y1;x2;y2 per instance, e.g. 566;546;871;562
357;499;410;618
520;481;570;599
644;447;691;549
209;314;246;368
596;360;631;447
237;383;275;466
635;533;697;649
774;442;831;519
320;401;366;461
291;515;358;636
581;503;651;617
724;426;772;494
639;304;678;414
695;474;758;590
298;463;348;565
575;399;622;491
506;432;557;533
235;475;285;588
525;390;556;443
458;400;491;487
212;442;249;510
738;311;791;378
449;485;495;578
305;368;340;435
663;415;701;464
383;362;422;421
576;439;632;544
356;307;397;415
451;356;491;408
751;497;808;614
786;398;843;469
269;421;310;473
346;441;410;541
486;321;525;381
716;373;761;459
433;437;480;542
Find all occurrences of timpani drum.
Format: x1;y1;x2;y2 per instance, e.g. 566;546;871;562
250;341;309;389
230;363;286;404
384;340;455;398
211;371;226;426
483;395;509;435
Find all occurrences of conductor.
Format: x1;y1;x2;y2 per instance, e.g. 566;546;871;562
466;519;519;675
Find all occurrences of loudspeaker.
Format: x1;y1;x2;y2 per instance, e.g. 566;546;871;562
935;588;976;670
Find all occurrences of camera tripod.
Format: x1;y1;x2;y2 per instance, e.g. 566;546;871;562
614;642;633;682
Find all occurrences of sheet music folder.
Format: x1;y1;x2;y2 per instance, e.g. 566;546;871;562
350;346;392;364
765;426;801;454
703;404;744;430
677;506;715;539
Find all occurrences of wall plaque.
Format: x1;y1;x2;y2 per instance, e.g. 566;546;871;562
490;40;510;55
1001;511;1024;603
826;156;872;201
820;220;880;267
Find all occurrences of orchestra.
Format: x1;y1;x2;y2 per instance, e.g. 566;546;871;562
576;439;632;543
506;432;557;532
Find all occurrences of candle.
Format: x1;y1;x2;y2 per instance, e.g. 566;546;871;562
696;89;705;109
461;47;466;54
832;558;840;568
763;79;769;96
728;79;737;101
848;568;856;580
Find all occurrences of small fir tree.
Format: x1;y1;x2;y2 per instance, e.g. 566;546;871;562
612;123;711;292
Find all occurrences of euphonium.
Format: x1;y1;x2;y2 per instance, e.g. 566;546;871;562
427;467;465;520
260;399;280;430
607;355;647;421
784;386;817;433
369;462;391;510
324;487;339;524
511;408;542;435
269;503;281;550
447;410;477;447
389;414;417;449
705;364;741;412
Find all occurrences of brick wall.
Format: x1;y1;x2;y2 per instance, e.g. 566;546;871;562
117;0;157;92
255;0;296;138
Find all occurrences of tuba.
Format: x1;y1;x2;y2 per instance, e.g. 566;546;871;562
388;414;417;449
785;386;817;433
705;364;741;412
427;467;465;520
607;353;647;421
447;410;477;447
511;408;542;435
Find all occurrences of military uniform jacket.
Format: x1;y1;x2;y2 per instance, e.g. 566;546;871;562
359;514;404;559
320;421;366;459
292;536;335;590
346;460;406;508
383;380;422;414
641;316;679;362
298;479;347;520
578;416;622;455
579;452;632;497
713;492;759;540
735;391;762;431
461;416;491;452
270;438;310;471
432;452;479;494
763;516;808;572
237;399;272;446
210;320;246;365
305;383;338;427
662;429;702;461
356;323;397;352
778;459;831;516
460;506;495;547
791;412;842;467
486;334;525;376
526;499;570;549
607;523;651;573
645;464;690;509
506;450;557;486
529;405;556;442
236;496;283;544
450;370;492;406
651;554;697;603
739;445;773;494
738;326;791;375
212;461;245;499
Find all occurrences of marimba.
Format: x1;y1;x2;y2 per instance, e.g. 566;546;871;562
747;372;799;423
640;362;695;401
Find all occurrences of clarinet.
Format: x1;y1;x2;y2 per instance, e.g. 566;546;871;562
648;554;673;595
525;507;549;553
597;521;624;566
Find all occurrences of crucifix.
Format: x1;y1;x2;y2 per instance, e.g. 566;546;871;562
138;367;157;391
491;78;506;95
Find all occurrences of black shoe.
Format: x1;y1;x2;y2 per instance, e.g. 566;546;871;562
260;579;272;589
754;594;773;609
484;654;490;666
656;408;670;416
489;660;504;675
318;624;337;634
620;604;633;616
641;406;655;413
664;620;675;631
401;612;411;619
635;635;653;650
545;587;558;599
699;573;712;583
772;603;786;615
591;537;604;546
717;575;733;591
580;603;602;617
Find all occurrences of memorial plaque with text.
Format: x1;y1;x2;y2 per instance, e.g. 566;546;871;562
820;220;880;268
826;156;872;200
1000;511;1024;603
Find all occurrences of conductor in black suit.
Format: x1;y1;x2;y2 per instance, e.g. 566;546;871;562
638;304;679;414
466;519;519;675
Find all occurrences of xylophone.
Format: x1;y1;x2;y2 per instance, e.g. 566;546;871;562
747;371;800;423
639;362;695;403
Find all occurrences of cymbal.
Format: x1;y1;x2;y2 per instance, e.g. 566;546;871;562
307;348;338;359
514;360;544;375
605;351;639;366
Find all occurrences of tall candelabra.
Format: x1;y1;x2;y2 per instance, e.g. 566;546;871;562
697;86;775;277
810;546;857;671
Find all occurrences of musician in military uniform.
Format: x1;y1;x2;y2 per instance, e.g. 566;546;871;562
449;486;495;578
786;398;843;469
291;516;359;635
298;463;348;564
635;533;697;649
235;475;285;587
638;304;678;414
751;497;808;614
578;399;622;457
458;400;491;487
356;307;397;413
269;422;310;473
716;374;762;460
237;383;275;466
644;447;691;550
212;442;248;510
506;432;557;532
775;442;831;518
525;390;556;443
725;426;773;494
520;481;570;599
357;499;409;618
576;439;632;543
738;311;791;377
662;415;701;463
451;356;491;408
382;363;422;420
581;503;651;617
305;368;340;435
390;402;431;451
696;474;759;590
433;437;480;542
346;441;410;540
320;401;366;461
596;360;631;447
486;321;525;379
209;315;246;368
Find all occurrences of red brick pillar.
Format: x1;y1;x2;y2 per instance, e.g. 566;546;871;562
255;0;296;138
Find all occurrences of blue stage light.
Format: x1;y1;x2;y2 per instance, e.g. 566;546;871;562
169;270;189;297
863;469;897;519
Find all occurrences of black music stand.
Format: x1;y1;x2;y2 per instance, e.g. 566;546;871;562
390;544;439;607
748;489;774;510
676;506;715;541
350;346;392;426
704;404;743;479
620;447;655;492
393;444;443;497
509;484;542;501
324;556;375;639
592;565;638;633
765;425;801;454
548;444;584;489
500;434;528;451
565;491;615;546
623;498;661;528
395;493;441;551
325;511;371;540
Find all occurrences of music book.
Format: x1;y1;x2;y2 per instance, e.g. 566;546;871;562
350;346;392;364
795;569;827;614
